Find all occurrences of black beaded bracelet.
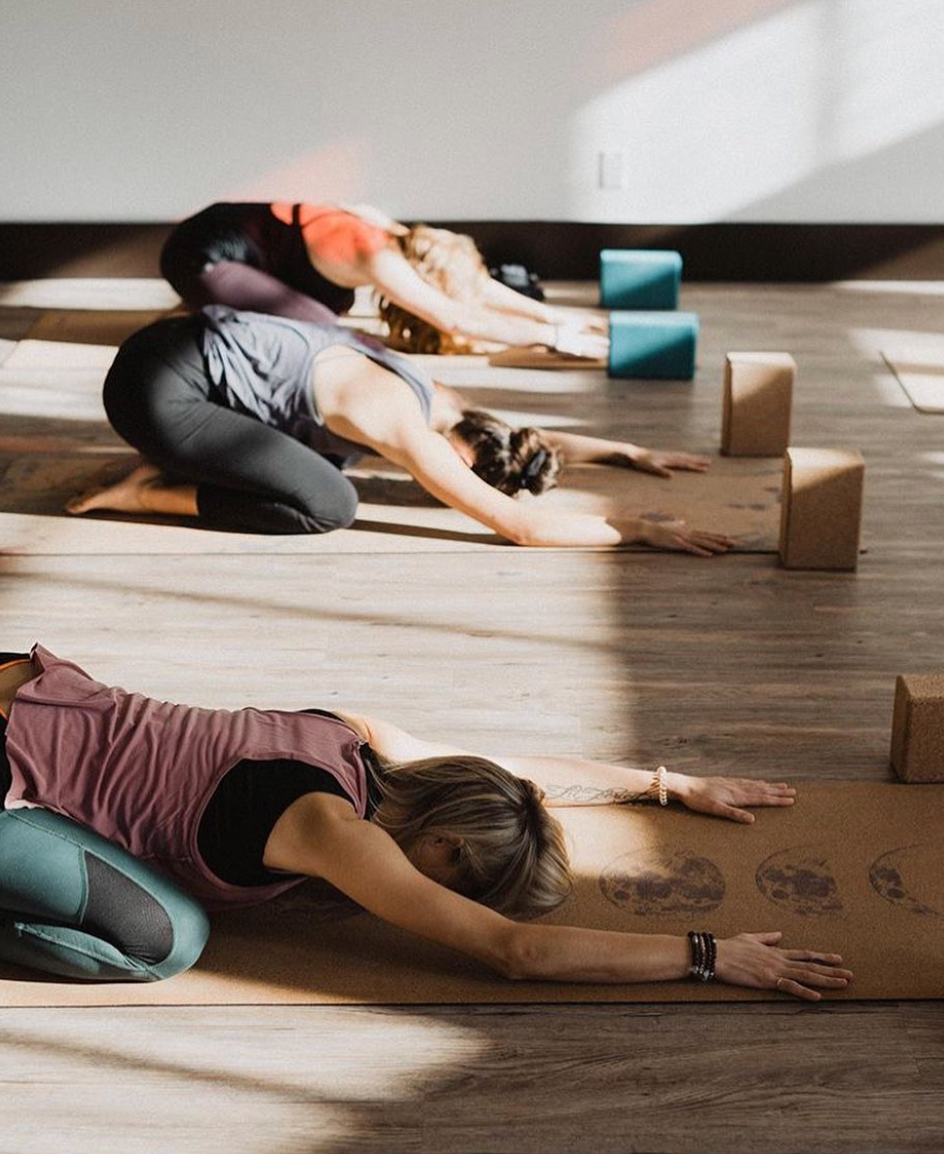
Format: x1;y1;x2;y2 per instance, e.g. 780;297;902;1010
687;930;717;982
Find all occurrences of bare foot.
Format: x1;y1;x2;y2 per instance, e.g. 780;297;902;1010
66;459;165;516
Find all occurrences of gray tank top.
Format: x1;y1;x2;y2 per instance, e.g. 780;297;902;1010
201;306;435;466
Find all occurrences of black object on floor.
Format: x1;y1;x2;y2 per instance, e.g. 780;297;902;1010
488;262;545;301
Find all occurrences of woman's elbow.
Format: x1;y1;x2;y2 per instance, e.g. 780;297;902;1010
492;511;541;548
490;925;544;981
435;311;471;341
498;525;534;549
425;299;491;341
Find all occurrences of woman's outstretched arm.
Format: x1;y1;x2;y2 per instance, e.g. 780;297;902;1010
336;712;795;825
541;428;711;478
264;791;851;1000
360;416;621;546
479;276;608;337
370;419;731;553
365;247;608;357
321;366;731;552
500;754;796;824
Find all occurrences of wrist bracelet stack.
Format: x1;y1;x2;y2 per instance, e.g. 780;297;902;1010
687;930;717;982
650;765;668;806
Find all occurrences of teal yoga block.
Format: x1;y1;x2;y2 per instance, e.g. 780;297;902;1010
600;249;682;310
608;312;699;380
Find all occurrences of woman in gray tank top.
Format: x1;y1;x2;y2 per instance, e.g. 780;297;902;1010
68;307;731;554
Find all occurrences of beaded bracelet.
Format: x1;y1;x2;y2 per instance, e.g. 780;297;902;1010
687;930;717;982
651;765;669;807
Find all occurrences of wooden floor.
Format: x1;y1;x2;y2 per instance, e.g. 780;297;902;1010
2;279;944;1151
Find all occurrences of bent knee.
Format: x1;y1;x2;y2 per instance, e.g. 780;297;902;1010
83;854;210;981
148;901;211;981
133;901;210;982
298;477;358;533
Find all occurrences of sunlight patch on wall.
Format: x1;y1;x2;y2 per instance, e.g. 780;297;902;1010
568;0;944;222
222;138;372;206
582;0;798;91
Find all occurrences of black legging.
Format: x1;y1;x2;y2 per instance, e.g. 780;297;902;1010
102;316;358;535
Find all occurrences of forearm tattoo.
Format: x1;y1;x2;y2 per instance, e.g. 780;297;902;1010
543;784;652;805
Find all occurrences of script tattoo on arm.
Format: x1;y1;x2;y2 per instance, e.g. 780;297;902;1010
542;784;653;806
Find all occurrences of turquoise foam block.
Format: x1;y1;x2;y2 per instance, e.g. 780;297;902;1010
608;311;699;380
600;249;682;310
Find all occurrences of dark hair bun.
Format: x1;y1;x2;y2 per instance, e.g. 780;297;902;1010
453;410;561;496
509;428;557;495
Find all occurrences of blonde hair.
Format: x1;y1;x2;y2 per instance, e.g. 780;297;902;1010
379;225;491;355
371;754;572;918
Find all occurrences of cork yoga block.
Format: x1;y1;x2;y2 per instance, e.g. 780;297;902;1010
721;352;796;457
608;312;698;380
600;249;682;310
890;674;944;782
779;448;864;570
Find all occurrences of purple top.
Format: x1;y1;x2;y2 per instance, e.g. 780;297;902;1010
4;645;371;910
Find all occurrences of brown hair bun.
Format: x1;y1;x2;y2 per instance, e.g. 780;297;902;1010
452;410;561;496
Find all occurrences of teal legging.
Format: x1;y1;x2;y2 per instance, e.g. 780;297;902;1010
0;807;209;982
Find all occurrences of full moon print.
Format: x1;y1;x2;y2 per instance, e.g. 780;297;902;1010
755;846;843;916
600;850;726;916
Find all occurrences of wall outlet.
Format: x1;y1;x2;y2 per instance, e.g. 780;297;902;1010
598;151;623;191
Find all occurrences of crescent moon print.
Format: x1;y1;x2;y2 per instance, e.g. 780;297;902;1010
869;845;944;917
755;846;843;916
599;850;726;916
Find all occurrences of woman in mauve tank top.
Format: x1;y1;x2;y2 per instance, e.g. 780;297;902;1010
66;307;732;552
159;200;609;358
0;647;852;999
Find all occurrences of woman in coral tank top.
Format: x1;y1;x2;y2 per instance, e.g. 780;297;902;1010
160;201;607;357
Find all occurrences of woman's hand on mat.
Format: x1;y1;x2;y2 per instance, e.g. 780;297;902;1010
551;318;609;360
672;775;797;823
716;932;853;1001
622;516;735;557
551;310;609;338
622;446;712;478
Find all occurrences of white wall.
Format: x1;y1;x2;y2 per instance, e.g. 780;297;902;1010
1;0;942;223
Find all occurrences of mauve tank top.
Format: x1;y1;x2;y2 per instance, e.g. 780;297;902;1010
3;645;371;910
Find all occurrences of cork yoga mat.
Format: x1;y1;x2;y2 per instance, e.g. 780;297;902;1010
0;782;942;1006
0;336;782;555
488;347;607;371
882;345;944;414
0;454;783;556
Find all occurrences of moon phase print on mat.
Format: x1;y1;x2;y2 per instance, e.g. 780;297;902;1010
755;845;843;916
599;850;726;916
869;844;944;917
